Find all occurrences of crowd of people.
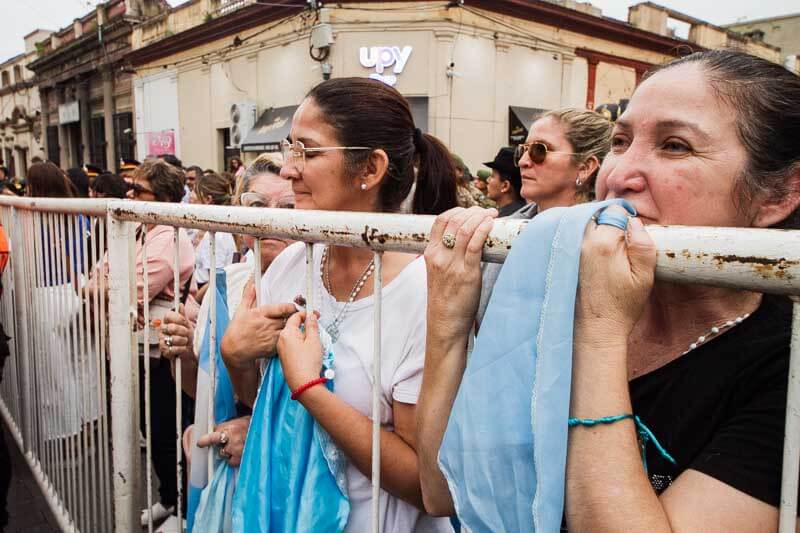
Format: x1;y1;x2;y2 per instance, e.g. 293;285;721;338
1;48;799;532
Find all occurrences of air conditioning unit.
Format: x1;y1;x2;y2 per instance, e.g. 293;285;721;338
230;101;257;149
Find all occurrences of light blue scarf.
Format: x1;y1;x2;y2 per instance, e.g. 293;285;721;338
439;200;635;532
231;322;350;532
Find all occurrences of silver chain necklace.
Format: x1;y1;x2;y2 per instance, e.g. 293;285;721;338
680;312;750;356
321;245;375;343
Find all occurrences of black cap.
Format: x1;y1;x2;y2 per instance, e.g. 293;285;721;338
483;147;522;195
119;158;140;172
83;164;103;177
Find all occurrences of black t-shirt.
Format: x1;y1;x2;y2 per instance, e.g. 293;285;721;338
630;294;792;507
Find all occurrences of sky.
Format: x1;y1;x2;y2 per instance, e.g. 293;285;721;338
0;0;797;64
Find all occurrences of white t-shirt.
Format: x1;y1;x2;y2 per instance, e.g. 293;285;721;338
194;231;238;285
261;242;452;533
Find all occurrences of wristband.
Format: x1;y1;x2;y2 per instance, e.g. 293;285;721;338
290;377;328;400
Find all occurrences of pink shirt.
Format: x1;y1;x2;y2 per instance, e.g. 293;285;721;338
88;224;199;323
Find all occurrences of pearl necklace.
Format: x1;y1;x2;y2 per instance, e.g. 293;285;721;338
680;312;750;356
321;245;375;343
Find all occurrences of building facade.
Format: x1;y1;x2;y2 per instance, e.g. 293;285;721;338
26;0;168;172
0;30;52;178
726;12;800;71
125;0;781;172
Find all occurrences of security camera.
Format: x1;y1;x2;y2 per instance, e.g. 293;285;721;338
321;62;333;80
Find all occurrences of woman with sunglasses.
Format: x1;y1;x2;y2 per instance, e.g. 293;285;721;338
220;77;457;532
422;49;800;531
417;108;613;515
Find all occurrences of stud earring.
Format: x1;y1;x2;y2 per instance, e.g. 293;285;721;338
361;182;367;191
575;177;582;186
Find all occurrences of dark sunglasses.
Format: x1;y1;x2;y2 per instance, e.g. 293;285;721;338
514;142;579;166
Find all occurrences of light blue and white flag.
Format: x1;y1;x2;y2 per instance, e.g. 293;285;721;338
187;270;238;532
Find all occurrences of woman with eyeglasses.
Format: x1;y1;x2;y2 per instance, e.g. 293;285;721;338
219;77;457;532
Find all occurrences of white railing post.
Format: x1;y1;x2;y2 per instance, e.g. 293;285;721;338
108;214;138;533
780;299;800;532
9;206;34;452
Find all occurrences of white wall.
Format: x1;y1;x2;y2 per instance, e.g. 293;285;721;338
133;69;181;161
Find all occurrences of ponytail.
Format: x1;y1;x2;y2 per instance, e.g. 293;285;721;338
413;132;458;215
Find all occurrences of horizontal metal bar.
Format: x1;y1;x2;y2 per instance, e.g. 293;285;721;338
0;196;110;216
108;201;800;294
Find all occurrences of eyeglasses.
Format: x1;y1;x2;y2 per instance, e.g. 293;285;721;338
514;142;580;167
240;191;295;209
281;139;371;173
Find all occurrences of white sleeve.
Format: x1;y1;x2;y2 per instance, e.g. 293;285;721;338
391;262;428;404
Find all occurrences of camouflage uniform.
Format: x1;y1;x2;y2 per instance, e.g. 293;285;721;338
457;182;497;209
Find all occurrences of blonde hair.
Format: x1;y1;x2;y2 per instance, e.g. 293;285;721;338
234;152;284;203
195;171;236;205
540;108;613;203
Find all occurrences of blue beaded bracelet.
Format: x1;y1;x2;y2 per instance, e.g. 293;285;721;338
568;414;676;472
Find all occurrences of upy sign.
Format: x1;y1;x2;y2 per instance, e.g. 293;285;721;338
359;46;413;86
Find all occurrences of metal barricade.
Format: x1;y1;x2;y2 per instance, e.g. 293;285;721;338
1;196;799;532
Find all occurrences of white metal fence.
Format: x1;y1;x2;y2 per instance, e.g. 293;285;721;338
1;196;799;532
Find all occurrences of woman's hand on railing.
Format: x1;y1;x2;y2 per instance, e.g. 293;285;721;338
196;416;251;467
575;207;656;340
158;305;196;362
424;206;497;339
220;281;296;367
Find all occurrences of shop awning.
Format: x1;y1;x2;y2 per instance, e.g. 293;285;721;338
241;105;297;152
508;106;546;145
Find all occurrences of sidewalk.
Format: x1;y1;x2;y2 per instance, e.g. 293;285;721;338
2;422;60;532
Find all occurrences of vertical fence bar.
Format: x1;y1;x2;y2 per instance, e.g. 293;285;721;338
780;299;800;532
108;215;137;533
208;232;217;480
29;211;44;469
253;239;263;306
142;225;154;533
34;211;51;490
98;216;113;533
371;251;383;533
9;207;33;452
305;244;314;313
68;214;86;532
58;213;77;526
80;213;98;532
173;227;184;532
47;212;66;513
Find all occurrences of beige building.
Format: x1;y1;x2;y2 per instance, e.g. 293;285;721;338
726;12;800;72
126;0;780;172
0;30;52;178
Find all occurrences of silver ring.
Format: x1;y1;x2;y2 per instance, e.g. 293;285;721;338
442;233;456;249
165;335;173;347
219;431;229;446
219;447;230;459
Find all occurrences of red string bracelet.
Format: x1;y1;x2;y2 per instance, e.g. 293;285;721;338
291;377;328;400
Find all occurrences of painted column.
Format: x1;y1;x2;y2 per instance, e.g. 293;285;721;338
57;87;69;167
40;88;49;162
78;80;91;165
102;67;116;171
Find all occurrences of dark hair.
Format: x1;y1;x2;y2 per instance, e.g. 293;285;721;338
27;162;76;198
159;154;184;169
185;165;203;177
133;160;184;203
645;49;800;228
66;167;90;197
196;171;235;205
228;157;243;172
306;78;457;215
90;172;130;199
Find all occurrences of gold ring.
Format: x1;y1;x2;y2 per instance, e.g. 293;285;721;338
442;233;456;249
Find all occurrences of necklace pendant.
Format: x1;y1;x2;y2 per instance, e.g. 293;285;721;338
327;323;340;344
